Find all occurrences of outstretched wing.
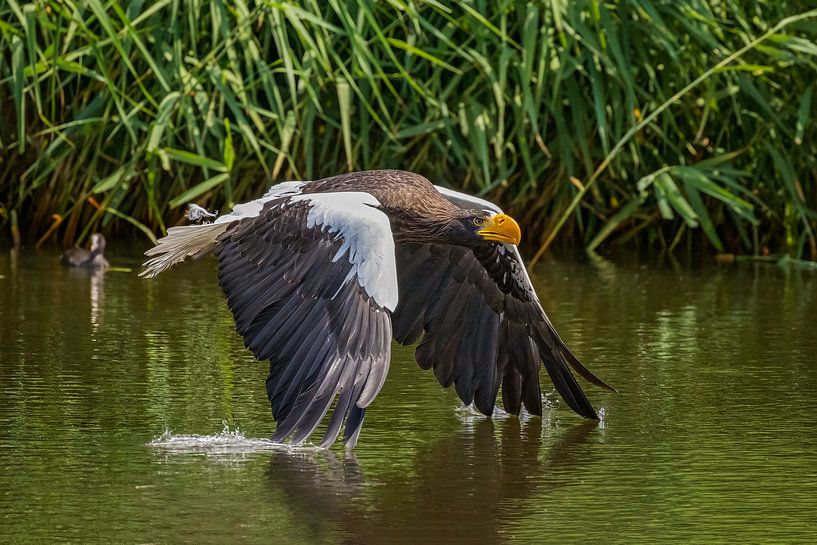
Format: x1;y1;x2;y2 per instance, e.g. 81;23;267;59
392;187;615;419
215;192;397;448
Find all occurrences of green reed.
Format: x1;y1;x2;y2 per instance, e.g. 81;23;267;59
1;1;816;259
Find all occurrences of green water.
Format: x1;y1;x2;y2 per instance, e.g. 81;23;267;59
1;251;815;544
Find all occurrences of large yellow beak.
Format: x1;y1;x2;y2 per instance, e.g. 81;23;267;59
478;213;522;245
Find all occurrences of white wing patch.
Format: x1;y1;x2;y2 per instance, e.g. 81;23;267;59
215;181;305;224
434;185;503;215
291;192;399;311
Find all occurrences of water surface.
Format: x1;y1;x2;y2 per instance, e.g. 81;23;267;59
1;251;815;543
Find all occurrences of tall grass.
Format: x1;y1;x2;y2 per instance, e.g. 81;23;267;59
1;1;816;259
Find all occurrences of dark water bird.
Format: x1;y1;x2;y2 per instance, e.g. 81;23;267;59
61;233;110;269
141;170;615;447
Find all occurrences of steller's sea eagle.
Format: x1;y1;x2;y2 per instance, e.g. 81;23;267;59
142;170;615;448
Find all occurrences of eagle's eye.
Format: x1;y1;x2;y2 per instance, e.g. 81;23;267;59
472;217;484;227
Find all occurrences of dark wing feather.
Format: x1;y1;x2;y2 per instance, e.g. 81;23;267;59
393;188;616;419
393;242;613;419
215;195;395;448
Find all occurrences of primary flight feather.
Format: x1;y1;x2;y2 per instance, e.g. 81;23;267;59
142;170;615;447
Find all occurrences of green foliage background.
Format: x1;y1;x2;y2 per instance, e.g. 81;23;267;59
1;0;816;258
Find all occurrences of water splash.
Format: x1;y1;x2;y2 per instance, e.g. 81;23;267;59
454;392;567;427
147;423;322;455
455;404;512;421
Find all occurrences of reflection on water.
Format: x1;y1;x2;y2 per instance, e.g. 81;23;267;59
90;269;104;329
1;252;816;544
265;420;600;545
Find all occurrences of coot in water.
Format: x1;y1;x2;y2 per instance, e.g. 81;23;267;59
61;233;109;269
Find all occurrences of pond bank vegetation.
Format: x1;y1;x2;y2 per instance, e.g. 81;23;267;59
1;1;816;261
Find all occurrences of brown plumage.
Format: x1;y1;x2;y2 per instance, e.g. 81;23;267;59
300;170;470;243
142;170;615;448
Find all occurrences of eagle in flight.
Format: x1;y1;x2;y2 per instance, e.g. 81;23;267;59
142;170;615;448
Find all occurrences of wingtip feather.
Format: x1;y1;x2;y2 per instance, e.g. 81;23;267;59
561;347;619;393
140;223;228;278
